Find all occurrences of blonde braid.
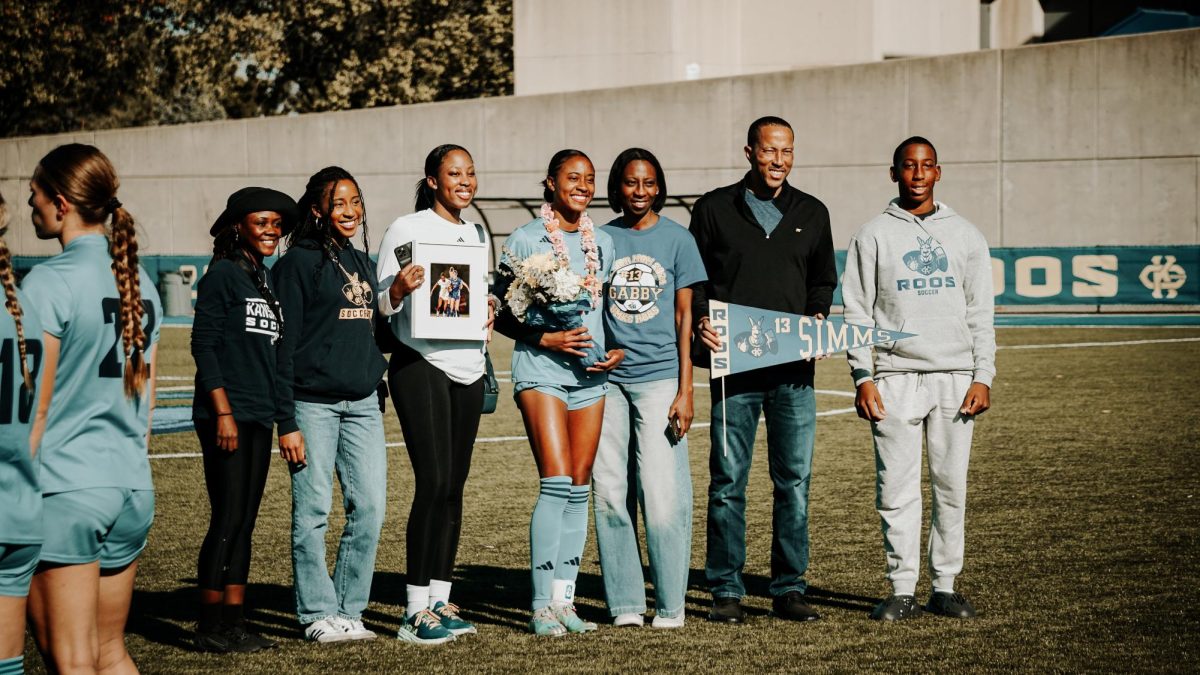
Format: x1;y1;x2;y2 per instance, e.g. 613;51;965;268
0;198;32;391
108;206;147;398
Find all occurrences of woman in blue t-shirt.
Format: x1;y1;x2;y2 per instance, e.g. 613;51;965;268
594;148;708;630
494;149;623;636
21;144;161;674
0;192;43;675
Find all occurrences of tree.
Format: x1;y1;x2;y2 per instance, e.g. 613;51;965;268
0;0;513;138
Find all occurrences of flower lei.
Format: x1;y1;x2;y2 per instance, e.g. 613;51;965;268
540;202;601;309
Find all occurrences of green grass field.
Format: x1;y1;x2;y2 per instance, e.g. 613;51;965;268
26;326;1200;673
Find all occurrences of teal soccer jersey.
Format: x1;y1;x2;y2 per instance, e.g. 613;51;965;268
0;291;43;544
20;234;161;493
502;219;614;388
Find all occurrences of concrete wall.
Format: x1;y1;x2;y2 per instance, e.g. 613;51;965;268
1;28;1197;258
514;0;982;96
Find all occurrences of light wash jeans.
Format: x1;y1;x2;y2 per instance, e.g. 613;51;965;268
706;379;815;599
593;378;693;619
291;393;387;623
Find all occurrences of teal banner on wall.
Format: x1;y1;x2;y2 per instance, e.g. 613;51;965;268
15;245;1199;310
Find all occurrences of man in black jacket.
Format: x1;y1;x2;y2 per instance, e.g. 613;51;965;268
692;116;838;624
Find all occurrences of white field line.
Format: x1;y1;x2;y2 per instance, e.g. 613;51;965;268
148;336;1198;460
149;408;860;459
997;336;1200;350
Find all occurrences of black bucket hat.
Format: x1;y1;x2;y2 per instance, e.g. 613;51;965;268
210;187;300;237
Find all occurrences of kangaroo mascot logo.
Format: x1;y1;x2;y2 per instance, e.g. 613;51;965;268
902;236;949;276
734;316;778;359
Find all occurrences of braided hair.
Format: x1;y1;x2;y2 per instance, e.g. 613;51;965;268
33;144;146;398
0;193;32;391
291;166;370;273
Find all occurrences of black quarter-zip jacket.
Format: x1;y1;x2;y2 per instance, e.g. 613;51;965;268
690;173;838;383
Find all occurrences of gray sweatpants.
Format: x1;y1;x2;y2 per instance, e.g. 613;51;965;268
872;372;975;596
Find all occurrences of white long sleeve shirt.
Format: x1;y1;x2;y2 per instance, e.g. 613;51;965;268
376;209;490;384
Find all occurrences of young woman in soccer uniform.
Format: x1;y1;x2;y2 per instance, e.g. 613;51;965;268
0;193;43;675
272;167;388;643
594;148;707;629
191;187;298;653
493;149;622;637
376;145;491;644
21;144;161;673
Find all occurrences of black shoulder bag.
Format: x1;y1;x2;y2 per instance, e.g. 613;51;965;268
475;223;500;414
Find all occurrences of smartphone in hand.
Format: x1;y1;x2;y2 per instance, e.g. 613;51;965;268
394;242;413;269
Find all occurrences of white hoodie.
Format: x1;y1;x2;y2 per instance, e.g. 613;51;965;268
842;200;996;387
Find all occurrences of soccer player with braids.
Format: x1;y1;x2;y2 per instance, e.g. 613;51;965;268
20;144;161;674
190;187;298;653
0;191;44;675
272;167;388;643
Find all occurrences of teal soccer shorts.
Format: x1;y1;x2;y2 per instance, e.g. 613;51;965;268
513;381;608;411
40;488;155;569
0;543;40;596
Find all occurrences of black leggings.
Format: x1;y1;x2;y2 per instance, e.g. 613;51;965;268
389;348;483;586
196;417;272;590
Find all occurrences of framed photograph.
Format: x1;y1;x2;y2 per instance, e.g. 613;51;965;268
408;241;488;340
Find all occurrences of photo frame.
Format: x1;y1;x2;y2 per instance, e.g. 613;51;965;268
408;241;489;340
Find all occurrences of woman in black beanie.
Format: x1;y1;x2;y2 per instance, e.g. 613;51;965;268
191;187;299;653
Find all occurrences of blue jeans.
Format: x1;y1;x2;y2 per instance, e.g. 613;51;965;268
706;379;815;598
593;379;693;618
291;393;387;623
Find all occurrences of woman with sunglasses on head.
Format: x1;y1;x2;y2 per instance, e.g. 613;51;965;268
593;148;707;630
272;167;388;644
190;187;298;653
493;149;622;637
21;144;161;673
0;191;44;675
376;145;491;645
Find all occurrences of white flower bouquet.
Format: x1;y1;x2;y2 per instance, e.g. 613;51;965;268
501;249;597;330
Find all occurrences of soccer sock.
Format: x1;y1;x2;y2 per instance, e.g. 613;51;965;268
220;603;245;628
530;475;571;610
406;585;431;619
552;484;591;603
0;655;23;675
198;601;223;632
429;579;452;607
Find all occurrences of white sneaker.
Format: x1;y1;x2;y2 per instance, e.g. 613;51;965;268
304;616;353;643
614;613;644;627
651;614;685;629
335;617;378;641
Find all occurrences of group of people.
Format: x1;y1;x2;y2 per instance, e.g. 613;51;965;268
0;115;995;671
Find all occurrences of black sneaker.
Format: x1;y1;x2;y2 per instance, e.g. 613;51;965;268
870;594;923;621
925;592;977;619
772;591;821;622
707;596;746;623
193;627;237;653
223;622;277;652
194;624;265;654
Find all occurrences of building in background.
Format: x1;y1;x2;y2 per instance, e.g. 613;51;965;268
515;0;1199;95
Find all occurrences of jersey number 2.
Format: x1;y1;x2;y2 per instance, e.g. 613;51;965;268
100;297;157;379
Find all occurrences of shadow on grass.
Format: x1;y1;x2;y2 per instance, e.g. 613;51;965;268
372;565;610;631
129;579;306;649
128;567;880;649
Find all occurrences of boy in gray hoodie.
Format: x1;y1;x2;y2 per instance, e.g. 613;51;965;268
841;137;996;621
